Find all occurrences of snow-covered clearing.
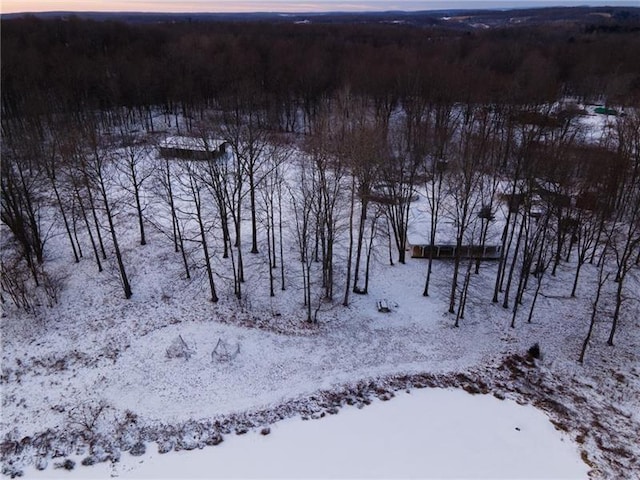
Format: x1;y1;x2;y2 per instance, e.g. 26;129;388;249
3;231;638;478
2;106;639;478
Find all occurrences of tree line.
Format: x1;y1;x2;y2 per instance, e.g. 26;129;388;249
2;15;640;128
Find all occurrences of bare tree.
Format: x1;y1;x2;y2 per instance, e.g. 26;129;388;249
114;130;153;246
607;112;640;345
257;136;292;297
42;127;80;264
218;96;272;256
1;131;48;285
348;122;384;294
525;215;554;324
69;171;103;273
382;125;423;265
82;122;133;299
579;249;610;363
510;201;552;328
155;157;191;279
304;116;348;300
178;161;219;302
64;128;109;265
445;107;486;315
290;160;318;323
421;103;459;296
343;174;357;306
492;106;545;304
569;206;601;298
454;258;474;328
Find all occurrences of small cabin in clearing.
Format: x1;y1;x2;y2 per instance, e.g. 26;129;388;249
407;184;504;262
411;244;502;260
159;136;229;161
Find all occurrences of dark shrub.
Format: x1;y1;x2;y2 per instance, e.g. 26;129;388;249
527;343;541;360
130;442;146;457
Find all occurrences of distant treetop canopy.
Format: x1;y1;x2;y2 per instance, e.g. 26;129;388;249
2;10;640;120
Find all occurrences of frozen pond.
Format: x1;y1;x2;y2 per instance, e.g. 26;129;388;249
33;388;588;479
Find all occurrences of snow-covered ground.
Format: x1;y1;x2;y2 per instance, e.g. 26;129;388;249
2;107;639;478
3;220;638;478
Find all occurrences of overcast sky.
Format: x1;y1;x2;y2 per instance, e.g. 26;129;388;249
2;0;638;14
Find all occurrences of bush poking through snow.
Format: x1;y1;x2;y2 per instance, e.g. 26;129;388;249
34;457;47;471
66;401;111;445
41;270;65;308
527;343;541;360
0;255;37;314
129;442;146;456
1;462;23;478
157;440;174;454
204;432;223;446
54;459;75;470
166;335;194;360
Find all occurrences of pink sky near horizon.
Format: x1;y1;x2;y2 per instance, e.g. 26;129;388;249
2;0;637;14
7;1;401;14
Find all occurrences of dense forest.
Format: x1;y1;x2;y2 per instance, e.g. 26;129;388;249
2;13;640;125
1;12;640;359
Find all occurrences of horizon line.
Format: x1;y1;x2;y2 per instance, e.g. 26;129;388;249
4;5;640;16
3;1;640;16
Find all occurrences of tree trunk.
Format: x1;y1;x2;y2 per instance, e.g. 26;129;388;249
266;202;275;297
278;181;286;291
503;213;525;309
527;277;542;324
579;271;609;363
85;183;107;260
250;174;259;254
363;214;378;294
75;187;102;272
176;217;191;280
194;188;218;303
455;260;473;327
607;276;624;346
99;177;132;299
52;181;79;263
164;162;179;253
352;199;368;293
133;176;146;246
449;247;462;314
571;261;583;298
343;177;356;306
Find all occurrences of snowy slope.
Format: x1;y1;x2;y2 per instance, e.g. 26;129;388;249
1;108;639;478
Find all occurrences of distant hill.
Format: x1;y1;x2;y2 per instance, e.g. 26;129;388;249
2;6;639;30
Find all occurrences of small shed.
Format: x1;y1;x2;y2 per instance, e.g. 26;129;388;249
159;136;229;161
411;244;502;260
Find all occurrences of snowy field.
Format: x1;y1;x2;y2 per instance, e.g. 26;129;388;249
2;106;639;478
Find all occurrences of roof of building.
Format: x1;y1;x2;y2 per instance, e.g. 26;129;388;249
159;136;224;152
